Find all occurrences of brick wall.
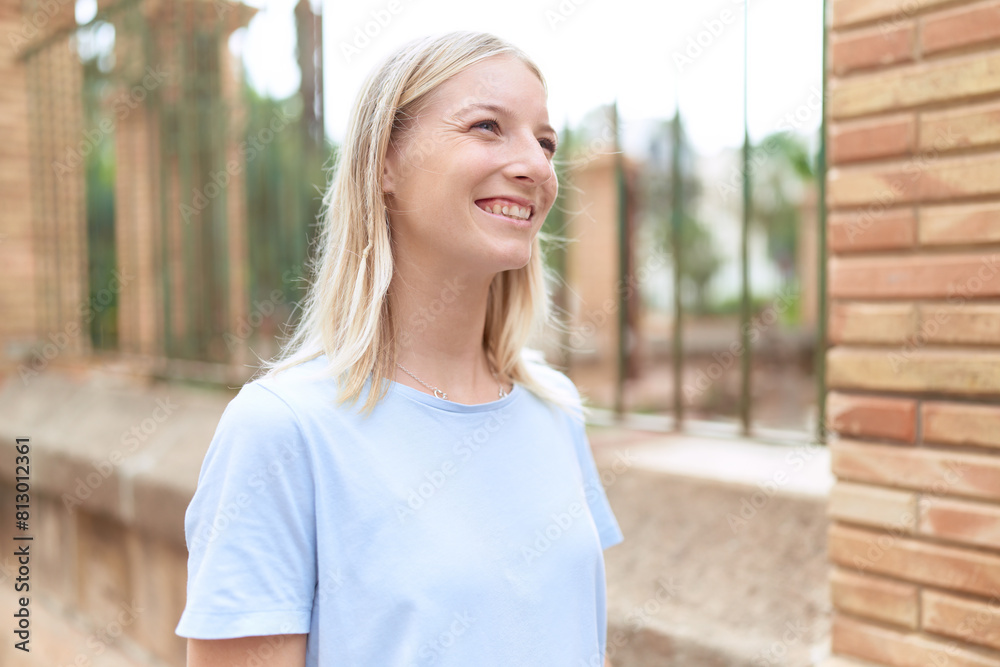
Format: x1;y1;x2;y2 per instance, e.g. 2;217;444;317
0;1;88;372
0;3;38;365
825;0;1000;664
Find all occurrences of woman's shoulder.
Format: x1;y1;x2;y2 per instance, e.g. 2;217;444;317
523;356;576;394
518;347;565;383
240;355;337;410
212;357;336;444
519;349;585;417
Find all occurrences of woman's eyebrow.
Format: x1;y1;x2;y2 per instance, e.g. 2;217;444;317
454;102;556;135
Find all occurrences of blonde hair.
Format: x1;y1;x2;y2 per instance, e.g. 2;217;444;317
264;31;582;420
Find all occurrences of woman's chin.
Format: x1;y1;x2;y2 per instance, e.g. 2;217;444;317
489;245;534;273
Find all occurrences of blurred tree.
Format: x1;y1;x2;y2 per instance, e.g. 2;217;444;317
748;131;816;287
672;212;722;313
81;40;118;350
243;87;331;311
642;116;721;314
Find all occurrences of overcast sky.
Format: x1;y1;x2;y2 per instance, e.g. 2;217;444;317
234;0;823;155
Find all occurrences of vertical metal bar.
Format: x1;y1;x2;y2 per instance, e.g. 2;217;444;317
49;46;64;337
290;84;308;288
816;0;829;444
177;1;197;359
152;3;173;359
68;37;87;353
613;100;628;419
288;100;303;307
671;108;684;429
740;0;752;437
245;97;258;310
210;17;230;362
197;23;214;359
27;54;49;340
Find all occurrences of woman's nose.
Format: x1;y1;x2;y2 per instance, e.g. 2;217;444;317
505;134;554;185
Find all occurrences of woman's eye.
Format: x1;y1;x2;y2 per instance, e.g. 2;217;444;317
473;119;500;133
539;138;557;155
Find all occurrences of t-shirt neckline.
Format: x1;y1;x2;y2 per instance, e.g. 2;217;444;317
387;377;522;413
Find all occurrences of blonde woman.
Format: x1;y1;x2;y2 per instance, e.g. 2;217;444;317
175;31;623;667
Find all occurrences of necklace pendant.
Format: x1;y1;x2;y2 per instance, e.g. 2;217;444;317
433;388;447;400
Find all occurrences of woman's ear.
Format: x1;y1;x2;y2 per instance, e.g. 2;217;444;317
382;142;400;195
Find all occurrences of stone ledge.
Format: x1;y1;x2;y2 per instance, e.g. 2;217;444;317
590;428;834;498
0;369;236;550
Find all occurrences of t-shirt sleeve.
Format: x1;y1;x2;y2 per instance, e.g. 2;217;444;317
175;381;317;639
553;372;625;552
572;419;625;551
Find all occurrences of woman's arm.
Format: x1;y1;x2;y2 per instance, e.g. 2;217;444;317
187;634;307;667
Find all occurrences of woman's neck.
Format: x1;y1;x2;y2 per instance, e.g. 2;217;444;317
388;260;505;403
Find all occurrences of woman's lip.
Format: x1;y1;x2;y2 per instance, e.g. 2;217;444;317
475;196;534;209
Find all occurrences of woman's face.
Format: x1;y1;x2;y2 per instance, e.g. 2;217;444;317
383;55;558;277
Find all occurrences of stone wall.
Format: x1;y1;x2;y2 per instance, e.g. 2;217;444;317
0;372;234;666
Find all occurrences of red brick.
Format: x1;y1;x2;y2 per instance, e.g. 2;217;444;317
829;481;918;531
917;303;1000;345
832;612;1000;666
921;100;1000;153
830;49;1000;119
829;208;916;252
831;114;916;165
829;253;1000;299
919;494;1000;550
829;523;1000;597
827;392;917;442
829;302;917;344
831;0;953;29
831;23;914;75
922;589;1000;652
827;347;1000;396
828;153;1000;209
923;401;1000;450
830;567;919;628
921;1;1000;55
920;202;1000;246
831;438;1000;502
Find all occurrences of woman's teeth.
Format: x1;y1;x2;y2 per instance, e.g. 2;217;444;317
485;203;531;220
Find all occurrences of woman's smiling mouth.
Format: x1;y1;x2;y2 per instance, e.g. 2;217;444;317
475;197;534;222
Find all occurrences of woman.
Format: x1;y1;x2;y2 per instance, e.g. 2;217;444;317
175;31;624;666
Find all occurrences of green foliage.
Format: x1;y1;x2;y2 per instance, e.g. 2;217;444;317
748;132;816;284
243;86;332;311
703;294;775;317
703;286;802;327
82;58;119;349
778;288;801;326
642;116;722;314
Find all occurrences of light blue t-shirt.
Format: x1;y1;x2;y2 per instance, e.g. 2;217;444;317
175;354;624;666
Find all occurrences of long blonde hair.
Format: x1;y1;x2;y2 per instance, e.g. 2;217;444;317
264;31;582;420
